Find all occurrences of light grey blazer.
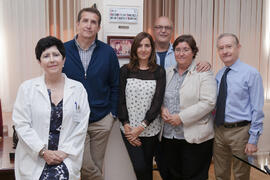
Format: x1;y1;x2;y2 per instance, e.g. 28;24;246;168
160;61;217;144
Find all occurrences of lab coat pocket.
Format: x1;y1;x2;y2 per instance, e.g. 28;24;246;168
73;101;81;123
18;152;35;176
72;110;81;123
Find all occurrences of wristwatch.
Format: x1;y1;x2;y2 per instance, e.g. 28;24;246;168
141;121;147;128
39;146;46;157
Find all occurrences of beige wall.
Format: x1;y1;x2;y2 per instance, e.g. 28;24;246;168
258;102;270;151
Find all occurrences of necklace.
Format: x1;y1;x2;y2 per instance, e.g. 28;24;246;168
45;77;65;92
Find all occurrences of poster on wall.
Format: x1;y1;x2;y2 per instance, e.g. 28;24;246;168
109;7;138;23
107;36;134;58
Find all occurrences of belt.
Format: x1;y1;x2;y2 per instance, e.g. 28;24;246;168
223;121;250;128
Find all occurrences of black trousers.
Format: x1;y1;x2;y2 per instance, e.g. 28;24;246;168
121;131;158;180
162;137;213;180
155;141;169;179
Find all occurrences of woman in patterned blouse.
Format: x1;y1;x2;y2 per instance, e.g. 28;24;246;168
118;32;166;180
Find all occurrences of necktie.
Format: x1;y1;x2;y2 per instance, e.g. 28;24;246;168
215;67;231;126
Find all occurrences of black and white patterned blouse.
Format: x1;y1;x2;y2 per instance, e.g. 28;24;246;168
118;64;166;137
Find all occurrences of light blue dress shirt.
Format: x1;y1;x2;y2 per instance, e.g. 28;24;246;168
216;59;264;144
156;43;177;69
163;67;189;139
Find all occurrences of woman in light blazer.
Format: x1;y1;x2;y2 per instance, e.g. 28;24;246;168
160;34;217;180
13;36;89;180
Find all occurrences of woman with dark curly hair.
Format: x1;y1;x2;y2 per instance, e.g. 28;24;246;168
13;36;89;180
118;32;166;180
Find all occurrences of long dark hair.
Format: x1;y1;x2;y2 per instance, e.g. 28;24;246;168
128;32;157;72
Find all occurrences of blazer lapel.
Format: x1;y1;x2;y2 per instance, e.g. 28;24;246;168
165;67;175;88
180;61;196;89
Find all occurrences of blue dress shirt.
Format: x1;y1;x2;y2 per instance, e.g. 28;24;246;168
216;59;264;144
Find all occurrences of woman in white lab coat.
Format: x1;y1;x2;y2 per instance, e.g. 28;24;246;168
13;36;90;180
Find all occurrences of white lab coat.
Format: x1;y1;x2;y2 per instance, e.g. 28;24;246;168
13;74;90;180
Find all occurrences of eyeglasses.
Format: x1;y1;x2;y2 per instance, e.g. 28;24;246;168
154;25;172;31
174;48;192;54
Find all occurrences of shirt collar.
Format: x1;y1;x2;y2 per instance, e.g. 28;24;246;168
173;60;194;74
156;43;174;54
74;35;96;51
225;58;241;72
167;43;174;54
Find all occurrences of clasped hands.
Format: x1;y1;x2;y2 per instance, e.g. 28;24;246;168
43;150;68;165
124;124;144;147
161;107;182;126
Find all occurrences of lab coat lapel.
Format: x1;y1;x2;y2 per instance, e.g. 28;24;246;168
63;74;75;105
34;75;50;106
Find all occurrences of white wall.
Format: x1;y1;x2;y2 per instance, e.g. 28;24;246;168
102;0;143;42
103;0;143;66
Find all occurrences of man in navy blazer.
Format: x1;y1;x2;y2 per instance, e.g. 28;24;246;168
63;7;119;180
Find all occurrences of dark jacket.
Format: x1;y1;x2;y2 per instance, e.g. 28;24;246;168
63;38;120;123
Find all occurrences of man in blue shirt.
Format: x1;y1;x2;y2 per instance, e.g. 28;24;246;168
153;16;176;69
153;16;210;71
63;8;119;180
213;33;264;180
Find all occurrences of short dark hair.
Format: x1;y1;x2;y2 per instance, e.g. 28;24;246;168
217;33;239;45
35;36;65;61
77;7;101;26
128;32;157;72
173;34;199;59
